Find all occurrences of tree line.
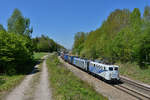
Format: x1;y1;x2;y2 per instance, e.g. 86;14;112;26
32;35;65;52
72;6;150;68
0;8;64;75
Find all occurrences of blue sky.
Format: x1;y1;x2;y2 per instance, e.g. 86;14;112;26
0;0;149;49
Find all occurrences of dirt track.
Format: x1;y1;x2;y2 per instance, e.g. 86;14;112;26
34;59;52;100
4;55;52;100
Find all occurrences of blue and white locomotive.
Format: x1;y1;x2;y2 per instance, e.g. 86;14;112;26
89;61;119;81
60;53;120;81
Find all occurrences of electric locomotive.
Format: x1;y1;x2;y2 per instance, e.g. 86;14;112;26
61;53;120;81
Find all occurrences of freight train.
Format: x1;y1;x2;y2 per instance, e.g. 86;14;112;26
60;53;120;81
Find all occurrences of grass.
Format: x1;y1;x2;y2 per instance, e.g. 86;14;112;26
33;52;49;60
0;75;24;92
0;75;24;99
47;54;108;100
118;62;150;85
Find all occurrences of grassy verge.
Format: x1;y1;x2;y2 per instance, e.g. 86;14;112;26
47;54;108;100
0;75;24;92
118;62;150;85
0;75;24;98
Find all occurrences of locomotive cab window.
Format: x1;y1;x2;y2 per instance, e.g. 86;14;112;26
109;67;113;71
114;67;118;70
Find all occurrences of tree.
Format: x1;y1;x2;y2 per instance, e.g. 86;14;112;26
0;8;34;75
143;6;150;22
143;6;150;30
72;6;150;67
137;26;150;67
7;8;33;36
32;35;65;52
0;24;6;31
72;32;87;55
130;8;141;32
0;31;33;74
79;9;131;60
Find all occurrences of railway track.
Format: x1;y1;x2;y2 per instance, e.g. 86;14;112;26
120;76;150;93
113;76;150;100
114;84;150;100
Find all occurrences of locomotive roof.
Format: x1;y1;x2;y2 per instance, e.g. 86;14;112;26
74;57;86;61
90;61;119;68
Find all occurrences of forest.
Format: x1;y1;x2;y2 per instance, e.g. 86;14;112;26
72;6;150;68
0;9;64;75
32;35;65;52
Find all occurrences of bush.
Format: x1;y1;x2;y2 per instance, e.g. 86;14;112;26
0;31;33;75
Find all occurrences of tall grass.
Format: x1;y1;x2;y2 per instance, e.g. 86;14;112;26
47;54;108;100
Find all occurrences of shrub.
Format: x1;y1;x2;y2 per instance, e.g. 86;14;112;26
0;31;33;75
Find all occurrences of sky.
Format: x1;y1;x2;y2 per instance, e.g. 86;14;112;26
0;0;149;49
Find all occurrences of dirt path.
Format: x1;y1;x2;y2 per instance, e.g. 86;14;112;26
4;56;52;100
34;59;52;100
5;65;39;100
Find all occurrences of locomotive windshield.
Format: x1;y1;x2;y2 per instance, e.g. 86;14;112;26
114;67;118;70
109;67;113;71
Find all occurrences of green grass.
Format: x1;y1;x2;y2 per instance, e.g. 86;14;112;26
118;62;150;85
47;54;108;100
0;75;24;99
0;75;24;92
33;52;49;60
